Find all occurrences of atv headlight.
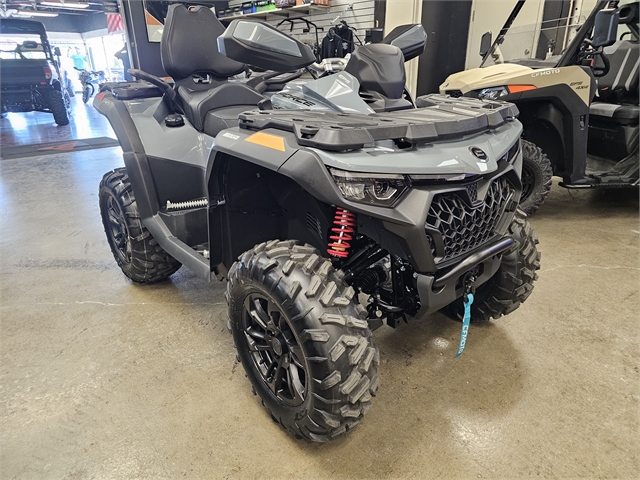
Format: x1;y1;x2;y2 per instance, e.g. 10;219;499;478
478;86;509;101
329;168;409;207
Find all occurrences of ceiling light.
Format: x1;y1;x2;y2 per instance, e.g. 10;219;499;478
15;10;59;16
41;1;90;8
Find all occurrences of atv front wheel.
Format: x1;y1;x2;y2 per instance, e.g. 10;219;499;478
48;89;70;126
99;168;181;283
227;241;379;442
446;210;541;323
519;140;552;216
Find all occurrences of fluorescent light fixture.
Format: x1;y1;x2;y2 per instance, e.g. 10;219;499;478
15;10;59;16
41;1;90;8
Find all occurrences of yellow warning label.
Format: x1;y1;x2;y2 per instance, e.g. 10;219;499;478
245;132;286;152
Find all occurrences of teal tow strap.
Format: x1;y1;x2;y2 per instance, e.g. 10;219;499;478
455;293;474;358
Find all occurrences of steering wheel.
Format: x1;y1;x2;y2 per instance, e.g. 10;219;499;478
581;39;610;77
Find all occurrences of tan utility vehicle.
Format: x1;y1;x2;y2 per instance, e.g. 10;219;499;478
440;0;639;214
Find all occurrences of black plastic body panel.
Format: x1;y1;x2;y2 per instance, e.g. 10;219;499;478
381;24;427;62
218;19;316;72
239;96;519;152
344;44;407;100
147;157;207;207
500;80;594;184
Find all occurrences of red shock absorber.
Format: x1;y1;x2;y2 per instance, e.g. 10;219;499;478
327;207;356;258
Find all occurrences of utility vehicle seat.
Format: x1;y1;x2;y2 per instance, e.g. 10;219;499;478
161;4;265;132
590;39;639;125
589;2;639;125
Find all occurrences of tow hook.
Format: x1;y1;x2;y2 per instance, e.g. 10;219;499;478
455;273;476;358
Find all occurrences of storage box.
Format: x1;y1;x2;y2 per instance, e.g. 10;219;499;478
276;0;296;7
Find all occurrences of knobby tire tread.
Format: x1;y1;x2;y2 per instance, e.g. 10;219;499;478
227;241;379;442
99;168;181;283
519;139;553;216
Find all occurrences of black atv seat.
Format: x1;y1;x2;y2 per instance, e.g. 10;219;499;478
161;4;265;132
177;82;264;131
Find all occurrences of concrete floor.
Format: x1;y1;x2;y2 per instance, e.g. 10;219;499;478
1;108;639;478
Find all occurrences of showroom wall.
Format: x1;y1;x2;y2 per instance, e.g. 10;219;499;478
225;0;376;46
384;0;422;96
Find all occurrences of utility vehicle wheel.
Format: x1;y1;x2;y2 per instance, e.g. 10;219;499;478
99;168;181;283
519;140;552;216
227;241;379;442
65;77;75;97
63;90;72;118
49;89;70;126
82;84;93;104
446;210;541;323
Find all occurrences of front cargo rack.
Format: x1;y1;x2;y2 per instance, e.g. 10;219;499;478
238;94;519;151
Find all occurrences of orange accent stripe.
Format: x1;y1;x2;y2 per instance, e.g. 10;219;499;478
144;10;162;26
245;132;286;152
507;85;537;94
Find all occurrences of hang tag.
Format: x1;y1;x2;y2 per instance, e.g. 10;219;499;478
455;293;474;358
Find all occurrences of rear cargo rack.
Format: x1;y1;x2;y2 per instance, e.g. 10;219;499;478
238;94;519;151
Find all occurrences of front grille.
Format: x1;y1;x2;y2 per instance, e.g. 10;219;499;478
425;176;514;262
466;181;478;203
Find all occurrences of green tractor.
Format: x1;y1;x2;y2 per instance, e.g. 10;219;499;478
440;0;639;214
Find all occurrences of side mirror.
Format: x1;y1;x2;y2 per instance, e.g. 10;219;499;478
592;9;619;48
480;31;492;57
54;46;61;56
381;24;427;62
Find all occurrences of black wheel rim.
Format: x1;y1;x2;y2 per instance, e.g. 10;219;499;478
521;163;537;201
241;293;307;407
82;87;90;103
104;194;131;263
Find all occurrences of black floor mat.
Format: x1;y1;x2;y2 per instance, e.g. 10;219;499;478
0;137;120;160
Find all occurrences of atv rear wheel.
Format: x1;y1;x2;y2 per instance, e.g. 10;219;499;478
446;210;541;323
49;89;70;126
227;241;379;442
519;140;552;216
99;168;181;283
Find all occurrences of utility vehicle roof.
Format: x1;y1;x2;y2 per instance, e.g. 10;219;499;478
0;19;47;37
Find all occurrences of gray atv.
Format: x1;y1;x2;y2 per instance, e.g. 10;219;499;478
95;5;540;442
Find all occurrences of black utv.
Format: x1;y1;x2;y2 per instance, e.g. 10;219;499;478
0;18;71;125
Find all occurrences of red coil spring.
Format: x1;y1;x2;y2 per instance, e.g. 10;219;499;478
327;208;356;258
